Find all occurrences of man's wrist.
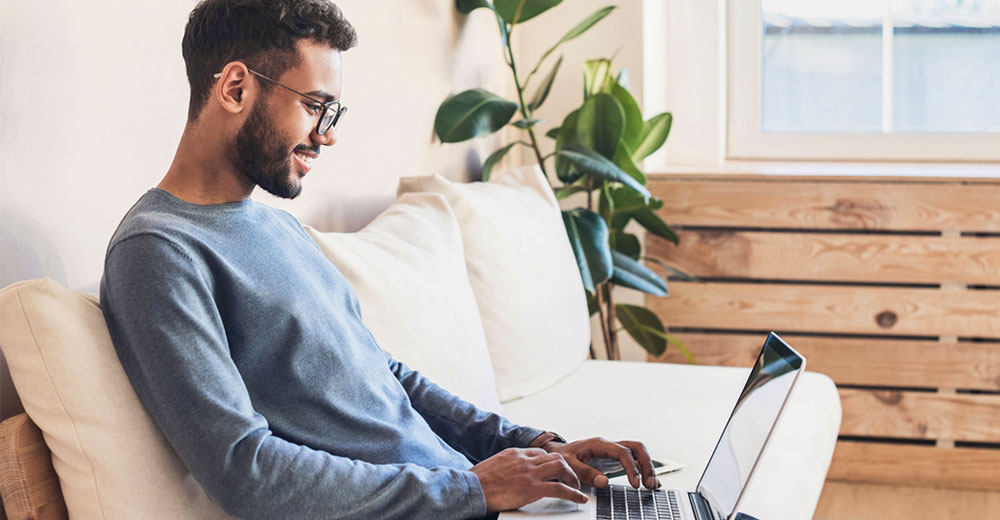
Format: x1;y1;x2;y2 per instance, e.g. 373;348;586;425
529;431;567;451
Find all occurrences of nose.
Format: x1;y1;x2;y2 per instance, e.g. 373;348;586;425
312;126;337;147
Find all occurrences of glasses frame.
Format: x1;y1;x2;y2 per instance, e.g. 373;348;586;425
212;68;346;135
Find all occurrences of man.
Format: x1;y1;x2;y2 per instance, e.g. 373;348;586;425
100;1;659;519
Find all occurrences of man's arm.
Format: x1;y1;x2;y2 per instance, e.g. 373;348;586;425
101;234;486;520
385;354;662;510
385;356;544;462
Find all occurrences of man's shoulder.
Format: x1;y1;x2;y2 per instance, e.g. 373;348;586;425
106;190;199;254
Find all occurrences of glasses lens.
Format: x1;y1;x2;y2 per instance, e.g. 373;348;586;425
319;104;345;135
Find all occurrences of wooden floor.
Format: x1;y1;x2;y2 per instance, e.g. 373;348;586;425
814;481;1000;519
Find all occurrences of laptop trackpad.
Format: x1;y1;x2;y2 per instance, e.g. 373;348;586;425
517;496;584;514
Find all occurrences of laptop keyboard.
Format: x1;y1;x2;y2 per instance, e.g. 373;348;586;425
595;485;682;520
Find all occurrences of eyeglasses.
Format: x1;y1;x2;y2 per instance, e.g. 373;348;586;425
213;68;346;135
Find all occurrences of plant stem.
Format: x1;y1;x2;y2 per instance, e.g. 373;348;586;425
605;282;618;360
594;282;612;359
503;28;550;182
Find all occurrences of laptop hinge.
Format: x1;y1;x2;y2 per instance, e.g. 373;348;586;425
688;491;719;520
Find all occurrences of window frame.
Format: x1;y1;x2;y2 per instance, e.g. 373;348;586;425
728;0;1000;162
647;0;1000;166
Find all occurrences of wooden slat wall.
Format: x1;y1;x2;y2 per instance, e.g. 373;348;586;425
646;174;1000;491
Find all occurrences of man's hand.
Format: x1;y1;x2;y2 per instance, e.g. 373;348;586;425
471;447;589;512
540;437;661;490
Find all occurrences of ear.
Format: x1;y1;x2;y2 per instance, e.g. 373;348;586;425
214;62;253;114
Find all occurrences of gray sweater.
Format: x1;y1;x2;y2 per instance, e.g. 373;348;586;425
100;189;542;519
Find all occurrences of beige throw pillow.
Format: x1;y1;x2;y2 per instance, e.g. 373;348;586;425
306;192;503;413
0;279;234;519
398;166;591;402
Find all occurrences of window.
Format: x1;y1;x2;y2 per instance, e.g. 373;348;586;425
659;0;1000;162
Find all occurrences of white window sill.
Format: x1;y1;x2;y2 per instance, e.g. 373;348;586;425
648;160;1000;180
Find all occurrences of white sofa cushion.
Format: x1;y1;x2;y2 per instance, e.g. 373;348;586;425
305;192;503;413
0;278;233;519
398;166;591;402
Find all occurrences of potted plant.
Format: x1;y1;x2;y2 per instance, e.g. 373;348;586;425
435;0;692;362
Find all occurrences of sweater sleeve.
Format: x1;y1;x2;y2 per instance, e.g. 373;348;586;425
385;354;545;463
100;234;487;520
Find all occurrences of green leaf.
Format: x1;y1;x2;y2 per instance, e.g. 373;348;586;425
608;186;647;229
481;142;518;181
634;209;679;244
554;184;588;200
511;119;542;129
643;256;699;282
559;6;615;44
556;146;650;199
576;93;623;160
528;55;563;111
616;306;692;361
434;89;518;143
526;7;616;84
583;59;613;98
562;208;613;291
586;290;598;316
598;181;612;221
612;141;645;185
494;0;562;24
615;304;667;357
611;83;643;150
632;112;673;161
555;110;582;182
457;0;493;13
611;250;668;296
546;126;561;139
611;230;640;259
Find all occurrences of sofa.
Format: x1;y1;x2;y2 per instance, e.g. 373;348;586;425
0;166;842;520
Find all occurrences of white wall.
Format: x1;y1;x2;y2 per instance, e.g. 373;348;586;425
0;0;509;292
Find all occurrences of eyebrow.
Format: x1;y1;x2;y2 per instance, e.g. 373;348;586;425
306;90;338;103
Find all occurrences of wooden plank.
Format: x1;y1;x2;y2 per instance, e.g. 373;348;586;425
650;333;1000;391
648;177;1000;231
648;231;1000;285
647;282;1000;338
839;389;1000;443
827;441;1000;491
0;414;67;520
814;481;1000;520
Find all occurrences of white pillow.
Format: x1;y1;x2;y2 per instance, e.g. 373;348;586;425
305;193;503;413
0;278;234;519
398;166;591;402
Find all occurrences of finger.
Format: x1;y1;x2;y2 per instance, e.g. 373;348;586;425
540;482;589;504
568;457;608;488
537;456;581;489
604;444;641;488
522;447;548;457
621;441;657;488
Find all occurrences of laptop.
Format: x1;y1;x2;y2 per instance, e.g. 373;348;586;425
499;332;806;520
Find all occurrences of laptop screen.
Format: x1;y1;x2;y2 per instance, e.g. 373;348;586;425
694;333;804;519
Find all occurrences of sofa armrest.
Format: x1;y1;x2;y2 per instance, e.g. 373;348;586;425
0;414;67;520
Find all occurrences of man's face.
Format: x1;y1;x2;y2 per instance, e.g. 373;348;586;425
235;41;343;199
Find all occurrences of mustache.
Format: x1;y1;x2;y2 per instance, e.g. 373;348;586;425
293;144;320;157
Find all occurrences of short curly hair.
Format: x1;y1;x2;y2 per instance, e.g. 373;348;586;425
182;0;358;122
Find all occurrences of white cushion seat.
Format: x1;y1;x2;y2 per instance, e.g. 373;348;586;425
501;360;842;520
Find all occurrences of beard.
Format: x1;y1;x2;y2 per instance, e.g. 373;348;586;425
235;96;303;200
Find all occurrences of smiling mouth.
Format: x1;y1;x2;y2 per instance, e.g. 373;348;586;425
292;149;317;175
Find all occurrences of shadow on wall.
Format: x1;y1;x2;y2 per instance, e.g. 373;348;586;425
1;204;69;289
